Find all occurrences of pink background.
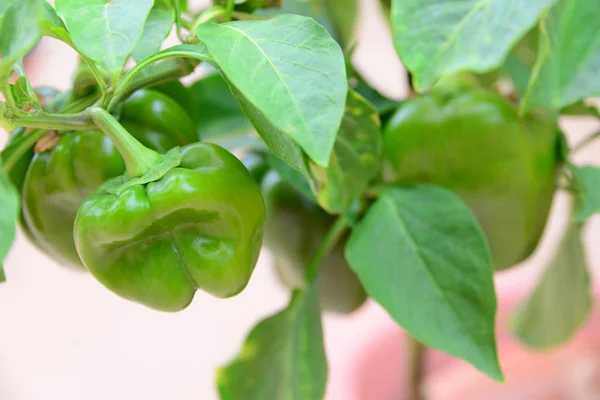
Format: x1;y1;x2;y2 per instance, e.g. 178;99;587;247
1;1;600;399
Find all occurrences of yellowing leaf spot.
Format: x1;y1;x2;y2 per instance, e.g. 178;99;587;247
349;107;362;117
370;113;380;125
357;132;370;141
360;154;376;165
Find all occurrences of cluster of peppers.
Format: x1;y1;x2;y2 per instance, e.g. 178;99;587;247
7;78;562;313
10;83;266;312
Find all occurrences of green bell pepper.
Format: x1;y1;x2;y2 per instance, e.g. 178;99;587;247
74;108;265;311
383;85;561;270
21;88;198;269
244;153;367;313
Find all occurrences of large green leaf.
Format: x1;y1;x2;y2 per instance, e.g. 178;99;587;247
310;89;381;213
571;164;600;222
40;1;71;44
217;288;328;400
391;0;557;91
512;223;591;348
0;0;18;18
0;165;19;281
522;0;600;110
0;0;41;82
55;0;153;75
188;73;253;140
226;78;310;175
195;15;347;168
345;185;502;380
129;42;310;175
131;9;174;63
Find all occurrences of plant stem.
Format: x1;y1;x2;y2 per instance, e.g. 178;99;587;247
174;0;187;43
8;112;96;131
108;52;208;111
179;17;193;30
90;107;161;177
2;81;18;113
231;11;271;20
404;335;426;400
224;0;234;22
572;130;600;153
62;92;101;113
192;6;226;29
305;216;350;284
1;92;102;174
81;56;107;93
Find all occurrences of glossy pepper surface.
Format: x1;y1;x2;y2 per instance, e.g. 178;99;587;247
383;86;561;270
244;154;367;313
74;137;266;312
7;88;64;246
21;88;198;269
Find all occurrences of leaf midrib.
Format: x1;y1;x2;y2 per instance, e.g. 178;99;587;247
382;192;490;357
219;24;309;143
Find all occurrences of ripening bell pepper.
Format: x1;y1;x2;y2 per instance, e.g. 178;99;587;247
244;153;367;313
21;87;198;269
73;108;265;311
383;84;561;270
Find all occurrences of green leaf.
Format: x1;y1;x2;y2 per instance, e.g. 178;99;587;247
310;89;382;213
268;152;317;203
40;1;71;44
571;165;600;222
132;9;174;63
561;101;600;118
351;76;401;119
512;223;591;349
391;0;557;91
255;0;338;43
122;41;313;176
345;185;502;380
223;72;311;175
217;288;328;400
0;0;42;82
154;0;188;12
55;0;154;75
324;0;359;48
11;76;39;110
0;0;18;18
188;73;253;140
522;0;600;110
0;165;19;276
195;15;347;168
501;28;539;97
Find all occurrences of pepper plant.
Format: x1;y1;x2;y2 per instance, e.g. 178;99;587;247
1;0;600;398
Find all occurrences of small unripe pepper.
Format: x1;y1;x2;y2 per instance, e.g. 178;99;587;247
74;108;265;311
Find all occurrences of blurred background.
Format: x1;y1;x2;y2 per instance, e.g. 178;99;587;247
1;0;600;399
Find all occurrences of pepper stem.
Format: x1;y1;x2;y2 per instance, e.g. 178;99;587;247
90;107;161;178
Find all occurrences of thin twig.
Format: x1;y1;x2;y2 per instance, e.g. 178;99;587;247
572;130;600;153
404;335;426;400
